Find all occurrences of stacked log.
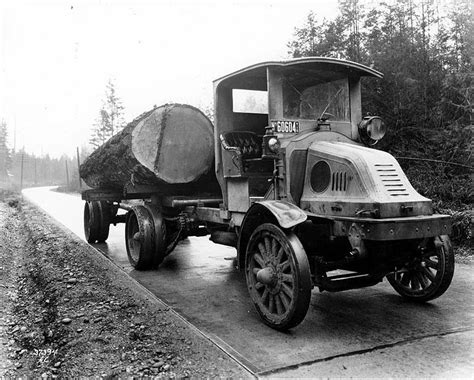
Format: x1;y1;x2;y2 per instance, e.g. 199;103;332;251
80;104;219;194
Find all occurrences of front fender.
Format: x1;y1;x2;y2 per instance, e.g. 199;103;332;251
236;200;307;270
255;200;307;228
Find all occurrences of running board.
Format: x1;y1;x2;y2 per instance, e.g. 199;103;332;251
316;272;382;292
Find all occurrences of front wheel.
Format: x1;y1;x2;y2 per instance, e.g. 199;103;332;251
386;235;455;302
245;223;312;330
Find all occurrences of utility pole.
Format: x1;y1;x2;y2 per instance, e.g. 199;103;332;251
65;159;70;188
76;147;82;190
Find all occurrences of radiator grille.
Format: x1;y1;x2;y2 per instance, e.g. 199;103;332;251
331;171;348;191
375;164;409;196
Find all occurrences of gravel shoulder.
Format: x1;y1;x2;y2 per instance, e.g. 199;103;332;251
0;198;251;378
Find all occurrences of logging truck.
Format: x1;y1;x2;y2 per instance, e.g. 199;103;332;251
81;57;454;330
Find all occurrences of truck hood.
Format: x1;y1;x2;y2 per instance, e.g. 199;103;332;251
299;141;432;219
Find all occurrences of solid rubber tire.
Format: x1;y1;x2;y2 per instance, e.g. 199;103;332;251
143;204;167;267
97;201;111;243
125;206;155;270
84;201;101;243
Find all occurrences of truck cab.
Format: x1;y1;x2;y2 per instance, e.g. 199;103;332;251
214;58;413;215
214;58;444;226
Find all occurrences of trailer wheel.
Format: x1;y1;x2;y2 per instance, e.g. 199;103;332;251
386;235;455;302
143;204;168;267
84;201;101;243
245;223;312;330
97;201;111;243
125;206;155;270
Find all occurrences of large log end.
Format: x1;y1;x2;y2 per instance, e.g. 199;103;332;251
132;104;214;184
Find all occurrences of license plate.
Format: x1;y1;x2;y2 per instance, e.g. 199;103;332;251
271;120;300;133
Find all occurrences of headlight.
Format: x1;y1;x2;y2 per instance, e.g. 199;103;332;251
358;116;386;146
267;137;280;153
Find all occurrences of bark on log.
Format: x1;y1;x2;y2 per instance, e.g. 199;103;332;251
80;104;219;194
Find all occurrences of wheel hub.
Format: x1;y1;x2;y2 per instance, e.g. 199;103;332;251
256;267;277;287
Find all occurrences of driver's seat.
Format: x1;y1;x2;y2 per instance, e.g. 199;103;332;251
220;131;262;160
220;131;273;197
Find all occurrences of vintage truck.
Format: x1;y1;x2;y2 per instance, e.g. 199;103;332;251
81;57;454;330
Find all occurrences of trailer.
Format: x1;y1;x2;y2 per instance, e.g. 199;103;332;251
81;57;454;330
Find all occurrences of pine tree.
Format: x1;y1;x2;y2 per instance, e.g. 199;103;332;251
89;109;111;148
103;79;125;136
89;79;125;148
338;0;363;61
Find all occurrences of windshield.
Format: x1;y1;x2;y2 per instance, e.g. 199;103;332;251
283;77;350;121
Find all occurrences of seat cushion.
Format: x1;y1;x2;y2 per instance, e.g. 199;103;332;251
222;131;262;159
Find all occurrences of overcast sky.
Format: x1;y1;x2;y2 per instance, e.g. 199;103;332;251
0;0;339;157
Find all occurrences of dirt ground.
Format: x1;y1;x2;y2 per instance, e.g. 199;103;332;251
0;196;250;378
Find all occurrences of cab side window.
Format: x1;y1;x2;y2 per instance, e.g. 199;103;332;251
232;89;268;114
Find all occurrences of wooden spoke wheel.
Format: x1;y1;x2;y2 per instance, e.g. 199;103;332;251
84;201;101;243
125;206;155;270
245;223;312;330
386;235;455;302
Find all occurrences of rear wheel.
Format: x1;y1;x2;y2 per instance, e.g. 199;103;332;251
386;235;455;302
84;201;101;243
83;201;112;243
245;223;312;330
97;201;111;243
143;204;169;267
125;206;155;270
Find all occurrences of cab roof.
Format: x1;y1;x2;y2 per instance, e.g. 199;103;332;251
213;57;383;91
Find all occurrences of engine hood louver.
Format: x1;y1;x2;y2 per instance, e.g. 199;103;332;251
375;164;409;197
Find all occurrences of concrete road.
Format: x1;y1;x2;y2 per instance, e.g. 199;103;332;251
23;187;474;377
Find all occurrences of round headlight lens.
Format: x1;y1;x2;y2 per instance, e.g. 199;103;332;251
268;137;280;153
358;116;386;146
367;117;386;140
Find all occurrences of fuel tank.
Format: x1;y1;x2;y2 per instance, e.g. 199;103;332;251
289;140;432;219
